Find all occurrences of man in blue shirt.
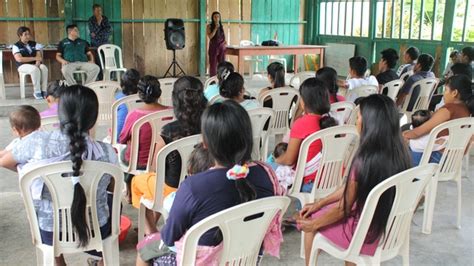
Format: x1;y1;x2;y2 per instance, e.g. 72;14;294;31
396;54;435;111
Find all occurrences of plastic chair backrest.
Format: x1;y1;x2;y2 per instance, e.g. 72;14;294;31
399;70;412;81
110;94;145;145
98;44;124;70
343;164;437;258
400;77;438;114
127;109;176;174
153;134;202;212
330;101;356;125
382;79;404;100
20;161;123;257
257;87;300;135
179;196;290;266
208;94;225;105
289;71;315;89
346;105;360;126
248;108;275;160
204;75;219;89
40;115;60;131
346;85;378;102
420;117;474;181
158;78;177;107
289;125;360;199
86;81;121;125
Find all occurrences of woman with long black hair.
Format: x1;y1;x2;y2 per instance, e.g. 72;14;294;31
207;11;227;76
0;85;118;265
296;94;411;266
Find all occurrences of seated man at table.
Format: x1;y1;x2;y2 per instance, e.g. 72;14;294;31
56;24;100;85
13;26;48;99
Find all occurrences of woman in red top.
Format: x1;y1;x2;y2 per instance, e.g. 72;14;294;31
275;78;336;192
119;75;170;201
316;67;346;103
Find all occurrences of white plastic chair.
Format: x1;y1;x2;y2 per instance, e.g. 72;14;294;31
98;44;127;81
288;125;360;258
179;196;290;266
289;71;315;89
18;70;29;99
400;77;438;121
248;107;275;160
257;86;300;138
158;77;177;107
346;85;378;102
330;101;356;125
208;94;225;105
19;161;123;266
204;75;218;89
0;51;5;99
119;109;176;175
399;70;413;81
420;117;474;234
240;40;263;77
309;164;438;266
72;70;87;85
86;81;121;126
138;134;202;241
346;105;360;126
40;115;59;131
382;79;404;101
110;94;144;145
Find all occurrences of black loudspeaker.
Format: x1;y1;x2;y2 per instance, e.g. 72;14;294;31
164;18;185;50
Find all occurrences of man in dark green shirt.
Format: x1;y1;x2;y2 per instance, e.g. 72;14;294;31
56;24;100;85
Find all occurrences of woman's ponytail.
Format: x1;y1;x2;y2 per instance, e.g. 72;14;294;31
466;95;474;116
226;164;256;203
64;121;90;247
319;114;338;129
58;85;99;248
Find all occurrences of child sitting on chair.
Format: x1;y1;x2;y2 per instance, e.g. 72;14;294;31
337;56;379;102
40;80;66;118
409;110;447;159
269;116;338;190
136;142;214;266
163;143;215;212
0;105;41;161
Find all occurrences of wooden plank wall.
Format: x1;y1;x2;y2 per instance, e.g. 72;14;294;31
121;0;199;77
0;0;64;84
206;0;252;73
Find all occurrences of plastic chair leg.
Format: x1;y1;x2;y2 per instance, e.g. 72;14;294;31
457;172;462;229
300;231;305;259
422;177;438;234
138;204;146;242
102;238;120;266
19;73;26;99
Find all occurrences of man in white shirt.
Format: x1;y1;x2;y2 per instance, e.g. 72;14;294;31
12;26;48;99
337;56;379;102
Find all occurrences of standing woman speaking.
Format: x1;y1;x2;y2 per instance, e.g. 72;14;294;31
207;11;227;76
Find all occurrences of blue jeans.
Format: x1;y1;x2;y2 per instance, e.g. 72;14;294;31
411;149;442;166
296;182;314;210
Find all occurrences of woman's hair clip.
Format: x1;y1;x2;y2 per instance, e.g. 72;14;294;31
226;163;249;181
71;176;80;186
145;85;152;96
222;69;231;80
59;80;68;87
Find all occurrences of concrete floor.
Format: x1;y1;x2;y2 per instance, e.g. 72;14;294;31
0;80;473;265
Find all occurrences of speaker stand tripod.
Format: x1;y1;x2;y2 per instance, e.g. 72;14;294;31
163;49;186;78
